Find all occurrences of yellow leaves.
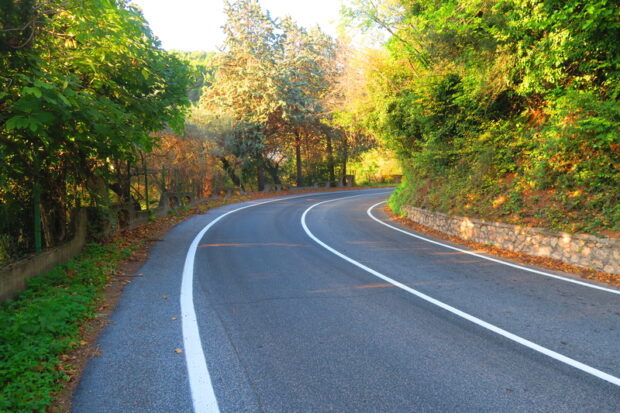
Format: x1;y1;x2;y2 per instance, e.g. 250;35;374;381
492;195;507;208
174;348;183;354
64;38;77;48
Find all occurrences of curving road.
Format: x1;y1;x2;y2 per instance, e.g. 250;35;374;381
73;189;620;412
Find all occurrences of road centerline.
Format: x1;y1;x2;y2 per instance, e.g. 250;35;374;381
300;195;620;387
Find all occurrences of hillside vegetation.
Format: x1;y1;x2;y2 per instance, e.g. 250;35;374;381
343;0;619;234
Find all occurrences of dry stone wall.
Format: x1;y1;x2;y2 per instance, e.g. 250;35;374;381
402;205;620;276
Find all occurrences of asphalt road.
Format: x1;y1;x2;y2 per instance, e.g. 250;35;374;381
73;189;620;412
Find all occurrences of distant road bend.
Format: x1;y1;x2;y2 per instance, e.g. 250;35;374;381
74;189;620;413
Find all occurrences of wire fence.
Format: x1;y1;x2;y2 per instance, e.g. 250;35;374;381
0;148;215;267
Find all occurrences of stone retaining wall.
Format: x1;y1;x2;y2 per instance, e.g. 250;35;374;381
402;205;620;276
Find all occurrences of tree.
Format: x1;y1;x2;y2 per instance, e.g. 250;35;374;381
171;50;218;102
200;0;338;188
0;0;191;255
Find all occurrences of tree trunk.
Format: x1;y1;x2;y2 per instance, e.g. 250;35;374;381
142;153;149;211
295;129;303;187
257;163;265;191
113;159;132;204
326;131;335;183
125;160;132;202
266;162;281;184
220;157;241;187
342;132;349;177
33;177;42;253
39;166;69;248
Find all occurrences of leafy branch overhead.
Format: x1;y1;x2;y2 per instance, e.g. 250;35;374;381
0;0;192;258
1;0;191;179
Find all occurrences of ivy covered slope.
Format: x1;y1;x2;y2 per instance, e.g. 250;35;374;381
351;0;619;234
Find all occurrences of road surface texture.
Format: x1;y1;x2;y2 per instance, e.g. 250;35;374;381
73;189;620;412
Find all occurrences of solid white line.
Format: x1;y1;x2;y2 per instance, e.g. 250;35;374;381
367;201;620;295
301;196;620;387
180;190;389;413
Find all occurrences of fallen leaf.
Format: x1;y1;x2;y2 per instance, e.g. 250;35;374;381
162;295;169;300
171;317;177;320
174;348;183;354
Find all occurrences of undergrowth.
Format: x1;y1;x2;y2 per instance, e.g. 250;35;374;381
0;243;130;412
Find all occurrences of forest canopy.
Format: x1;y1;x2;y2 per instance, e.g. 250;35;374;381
188;0;386;191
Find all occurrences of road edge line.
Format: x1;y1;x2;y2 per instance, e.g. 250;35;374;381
180;189;390;412
301;196;620;387
367;201;620;295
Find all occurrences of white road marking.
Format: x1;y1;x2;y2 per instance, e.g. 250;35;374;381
367;201;620;295
301;196;620;387
181;190;389;413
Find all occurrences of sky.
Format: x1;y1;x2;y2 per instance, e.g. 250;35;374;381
131;0;344;52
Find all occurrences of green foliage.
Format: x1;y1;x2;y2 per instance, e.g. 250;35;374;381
1;1;191;174
0;0;191;260
348;148;401;184
197;0;339;188
0;243;130;412
346;0;620;233
171;50;218;102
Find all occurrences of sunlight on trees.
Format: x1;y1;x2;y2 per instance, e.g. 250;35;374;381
342;0;620;234
3;0;615;266
0;0;191;260
191;0;380;190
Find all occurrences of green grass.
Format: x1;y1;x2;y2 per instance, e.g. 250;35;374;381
0;243;131;412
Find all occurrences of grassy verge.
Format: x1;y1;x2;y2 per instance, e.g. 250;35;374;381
0;186;373;412
0;244;131;412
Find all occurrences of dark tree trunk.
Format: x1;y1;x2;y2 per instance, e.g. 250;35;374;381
33;175;41;252
326;131;335;183
295;130;303;187
40;168;68;248
266;162;281;184
112;159;132;204
342;132;349;177
125;160;132;202
257;163;265;191
219;157;241;187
